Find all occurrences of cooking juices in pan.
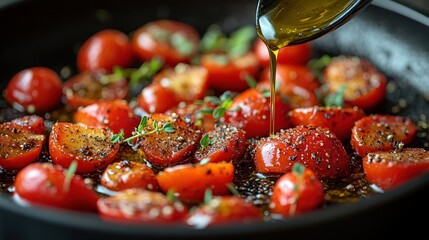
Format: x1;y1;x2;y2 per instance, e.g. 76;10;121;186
1;5;429;228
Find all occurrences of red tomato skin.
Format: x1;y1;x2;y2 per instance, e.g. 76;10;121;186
62;72;128;110
4;67;62;113
363;148;429;190
224;88;291;139
97;189;188;224
254;125;350;179
200;52;259;92
137;83;180;114
270;168;324;216
49;122;119;173
254;39;312;66
186;196;262;228
10;115;46;135
77;29;133;72
131;20;200;66
0;124;45;170
351;114;417;157
14;162;99;212
156;162;234;203
289;106;366;142
74;100;140;138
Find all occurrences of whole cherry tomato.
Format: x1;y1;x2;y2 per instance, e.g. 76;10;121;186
254;125;349;179
74;100;140;138
137;83;180;114
200;52;259;92
363;148;429;190
4;67;62;113
131;20;200;66
254;38;312;66
270;163;324;217
14;162;99;212
77;29;134;72
224;88;291;139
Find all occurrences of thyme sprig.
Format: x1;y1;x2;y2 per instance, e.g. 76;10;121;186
110;116;176;144
200;133;216;150
194;91;241;122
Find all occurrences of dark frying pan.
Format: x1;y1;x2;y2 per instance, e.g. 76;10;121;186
1;0;429;239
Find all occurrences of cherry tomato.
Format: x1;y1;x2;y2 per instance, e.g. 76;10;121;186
152;64;209;103
62;72;128;110
74;100;140;138
100;160;158;192
186;196;262;228
270;164;324;217
254;39;312;66
289;106;366;142
4;67;62;113
14;162;99;212
194;124;246;163
351;114;417;158
131;20;200;66
10;115;46;135
224;88;291;139
97;189;188;224
0;123;45;170
259;64;320;93
49;122;119;173
156;162;234;203
363;148;429;190
167;102;216;133
138;113;202;169
77;29;134;72
137;83;180;114
254;125;350;179
323;56;387;110
200;52;259;92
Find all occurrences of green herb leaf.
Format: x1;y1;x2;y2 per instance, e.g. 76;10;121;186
226;25;256;57
200;133;211;149
111;131;125;143
213;107;226;119
63;161;78;192
204;188;213;205
162;122;176;133
171;32;195;56
324;85;346;107
245;75;257;89
200;24;226;53
226;183;240;197
292;163;305;177
129;58;163;87
308;54;332;81
166;189;177;203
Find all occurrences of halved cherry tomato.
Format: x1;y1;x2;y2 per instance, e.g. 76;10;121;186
194;124;246;163
259;64;320;93
100;160;158;192
138;113;201;169
0;123;45;170
363;148;429;190
62;72;128;110
131;20;200;66
167;102;216;133
254;38;312;66
156;162;234;203
186;196;262;228
289;106;366;142
4;67;62;113
152;64;208;103
200;52;259;92
224;88;291;139
97;189;188;224
77;29;134;72
10;115;46;135
270;164;324;217
14;162;99;212
254;125;350;179
137;83;180;114
323;56;387;110
351;114;417;158
74;100;140;138
49;122;119;173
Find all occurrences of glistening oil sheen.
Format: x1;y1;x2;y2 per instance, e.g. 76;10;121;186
255;0;372;136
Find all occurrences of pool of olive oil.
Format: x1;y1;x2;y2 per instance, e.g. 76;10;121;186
256;0;371;136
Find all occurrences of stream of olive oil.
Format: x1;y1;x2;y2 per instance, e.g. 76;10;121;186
256;0;371;136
